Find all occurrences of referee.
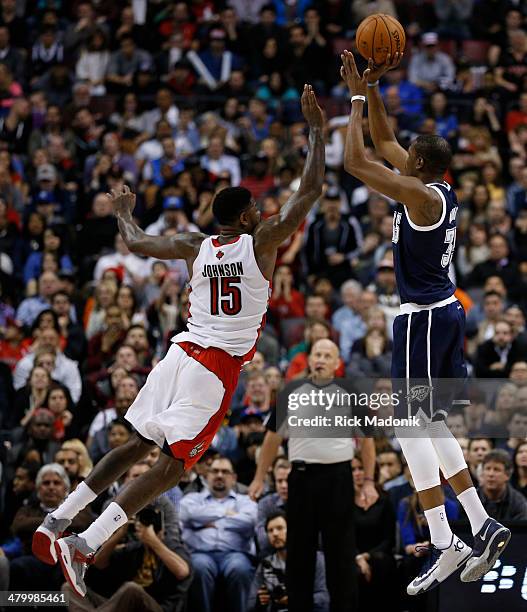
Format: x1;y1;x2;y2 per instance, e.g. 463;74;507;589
249;339;378;612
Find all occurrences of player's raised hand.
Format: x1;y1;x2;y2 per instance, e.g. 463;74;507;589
301;84;324;129
108;184;136;217
365;52;403;83
340;50;370;97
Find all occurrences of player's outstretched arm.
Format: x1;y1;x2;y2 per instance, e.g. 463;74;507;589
340;51;441;225
253;85;325;252
110;185;205;260
365;54;409;173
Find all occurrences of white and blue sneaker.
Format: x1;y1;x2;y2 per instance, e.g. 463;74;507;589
407;534;472;596
460;518;511;582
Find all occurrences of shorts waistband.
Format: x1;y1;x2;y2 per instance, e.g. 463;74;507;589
399;294;458;315
291;460;352;471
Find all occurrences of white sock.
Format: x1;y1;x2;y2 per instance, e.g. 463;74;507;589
457;487;489;535
52;482;97;521
78;502;128;550
424;505;453;549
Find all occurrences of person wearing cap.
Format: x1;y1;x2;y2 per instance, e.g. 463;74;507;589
186;27;243;92
144;196;199;236
408;32;456;93
306;186;363;288
249;338;378;612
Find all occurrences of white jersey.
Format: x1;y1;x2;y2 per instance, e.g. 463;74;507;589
172;234;270;357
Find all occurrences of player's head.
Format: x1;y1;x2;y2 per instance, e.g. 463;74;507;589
212;186;260;232
405;135;452;179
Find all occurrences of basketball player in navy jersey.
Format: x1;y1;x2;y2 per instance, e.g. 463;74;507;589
340;51;510;595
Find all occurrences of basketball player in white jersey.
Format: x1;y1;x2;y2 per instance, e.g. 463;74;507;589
32;85;325;597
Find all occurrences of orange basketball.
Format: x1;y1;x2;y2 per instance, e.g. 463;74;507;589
356;14;406;66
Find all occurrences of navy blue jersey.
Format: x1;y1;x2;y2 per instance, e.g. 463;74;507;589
392;181;458;305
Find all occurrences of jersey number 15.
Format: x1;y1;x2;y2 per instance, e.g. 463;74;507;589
210;277;242;315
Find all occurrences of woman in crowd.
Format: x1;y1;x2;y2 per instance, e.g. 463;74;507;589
511;440;527;498
12;364;52;429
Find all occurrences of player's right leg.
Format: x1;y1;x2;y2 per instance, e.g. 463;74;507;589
32;433;152;565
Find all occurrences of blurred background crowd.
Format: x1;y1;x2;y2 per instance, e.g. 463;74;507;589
0;0;527;610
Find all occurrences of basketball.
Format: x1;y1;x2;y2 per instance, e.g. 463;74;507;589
356;14;406;66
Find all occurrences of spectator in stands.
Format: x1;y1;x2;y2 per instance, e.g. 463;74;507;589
44;384;73;442
86;305;127;373
11;365;52;429
106;35;151;94
510;360;527;387
249;510;329;612
13;327;82;402
0;461;39;544
467;438;493;484
377;449;406;491
477;449;527;520
200;136;241;186
269;265;305;323
408;32;456;92
348;323;392;377
55;447;83;491
475;319;524;378
181;456;257;612
15;271;61;328
256;460;290;556
353;456;397;609
331;279;365;363
306;186;363;288
511;441;527;497
6;463;93;591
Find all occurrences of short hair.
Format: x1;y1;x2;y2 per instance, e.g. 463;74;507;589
212;187;252;225
413;135;452;175
305;317;330;333
467;437;493;451
265;509;287;531
109;416;133;433
36;463;70;492
484;290;503;301
482;449;513;474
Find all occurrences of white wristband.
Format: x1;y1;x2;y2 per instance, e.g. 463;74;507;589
351;95;366;103
367;80;379;87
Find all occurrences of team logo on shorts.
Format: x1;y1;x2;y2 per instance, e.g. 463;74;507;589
189;441;205;458
406;385;433;404
216;250;224;260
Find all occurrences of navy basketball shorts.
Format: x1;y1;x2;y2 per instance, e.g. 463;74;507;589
392;300;467;421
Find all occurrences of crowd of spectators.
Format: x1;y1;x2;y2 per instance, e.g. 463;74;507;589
0;0;527;610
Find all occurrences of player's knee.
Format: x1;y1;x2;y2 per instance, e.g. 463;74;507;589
152;455;184;487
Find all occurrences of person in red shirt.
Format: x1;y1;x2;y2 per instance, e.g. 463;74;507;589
269;265;305;323
0;317;26;370
286;319;345;380
506;92;527;133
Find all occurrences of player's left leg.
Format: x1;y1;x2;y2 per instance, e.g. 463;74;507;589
32;433;153;565
394;308;470;596
430;425;511;582
55;452;185;597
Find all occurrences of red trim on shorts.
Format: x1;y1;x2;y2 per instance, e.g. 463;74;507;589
167;341;242;469
211;236;241;247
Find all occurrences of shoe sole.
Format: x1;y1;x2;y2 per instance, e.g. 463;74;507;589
55;540;86;598
408;549;472;596
32;527;57;565
460;528;511;582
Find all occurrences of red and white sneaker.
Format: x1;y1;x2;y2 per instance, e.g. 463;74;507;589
32;514;71;565
55;534;96;597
